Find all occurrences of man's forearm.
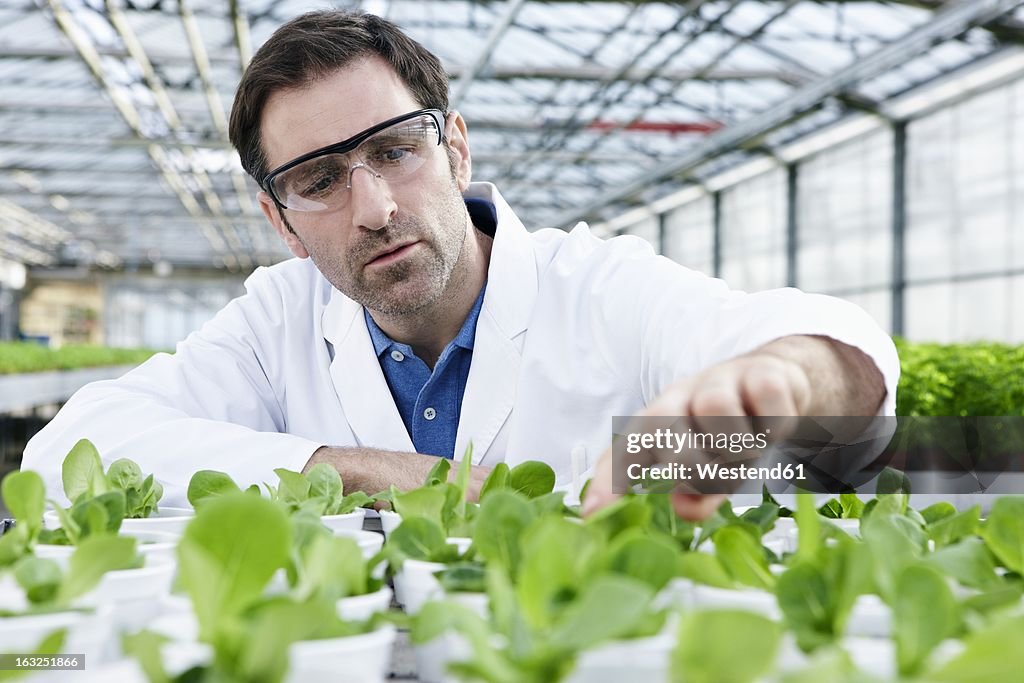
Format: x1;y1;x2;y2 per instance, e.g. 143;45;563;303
754;335;886;416
303;446;429;494
303;446;491;498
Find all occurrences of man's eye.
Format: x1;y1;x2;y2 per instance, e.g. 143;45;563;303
302;170;342;196
374;146;413;163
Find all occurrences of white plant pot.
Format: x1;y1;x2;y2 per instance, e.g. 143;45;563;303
414;592;488;683
152;621;397;683
845;594;891;638
565;629;676;683
0;601;114;671
44;506;194;536
395;559;446;614
286;624;396;683
379;510;402;539
775;634;895;680
331;528;384;559
319;509;367;532
337;586;393;622
35;529;179;562
77;554;178;637
393;537;471;608
688;584;781;620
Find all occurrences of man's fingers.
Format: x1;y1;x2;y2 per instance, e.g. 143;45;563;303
672;493;727;521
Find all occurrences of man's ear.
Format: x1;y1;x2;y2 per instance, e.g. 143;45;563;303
258;190;310;259
445;111;472;192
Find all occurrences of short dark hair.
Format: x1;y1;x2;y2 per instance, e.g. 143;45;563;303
229;10;450;188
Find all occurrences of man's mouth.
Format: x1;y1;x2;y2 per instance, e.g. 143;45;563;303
365;241;420;267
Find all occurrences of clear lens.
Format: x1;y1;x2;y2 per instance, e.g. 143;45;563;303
271;113;441;212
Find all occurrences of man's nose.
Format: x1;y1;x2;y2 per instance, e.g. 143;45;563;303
347;164;396;231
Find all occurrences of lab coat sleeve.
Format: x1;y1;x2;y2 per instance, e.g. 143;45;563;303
590;236;899;416
21;266;325;507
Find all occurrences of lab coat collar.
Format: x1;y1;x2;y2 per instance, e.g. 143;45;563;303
320;182;538;462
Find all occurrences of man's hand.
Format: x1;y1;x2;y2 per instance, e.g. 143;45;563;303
582;335;885;520
304;447;491;501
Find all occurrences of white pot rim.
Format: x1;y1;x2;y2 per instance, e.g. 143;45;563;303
321;509;367;520
289;622;396;656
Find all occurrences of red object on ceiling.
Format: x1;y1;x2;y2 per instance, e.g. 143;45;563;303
586;120;723;134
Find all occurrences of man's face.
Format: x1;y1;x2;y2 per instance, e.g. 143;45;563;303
257;57;473;315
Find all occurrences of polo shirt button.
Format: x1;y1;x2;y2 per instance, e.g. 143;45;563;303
424;407;437;420
390;350;405;362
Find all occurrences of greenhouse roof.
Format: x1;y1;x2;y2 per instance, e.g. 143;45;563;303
2;0;1023;270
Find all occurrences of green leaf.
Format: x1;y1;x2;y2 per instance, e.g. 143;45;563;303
293;534;368;601
508;461;556;499
472;490;535;576
893;564;960;677
738;502;780;533
673;610;781;683
176;493;291;641
69;489;126;538
839;493;865;519
920;501;957;525
424;458;452;487
547;574;654;651
876;466;912;496
776;562;834;652
306;463;343;514
478;463;511;502
13;556;62;604
862;513;927;602
392;487;447;530
335;491;373;514
1;470;45;538
602;530;680;593
57;534;139;604
818;499;842;519
437;562;488;593
928;505;981;548
387;516;450;563
187;470;242;509
713;525;774;590
928;615;1024;682
106;458;143;491
677;551;734;589
925;537;1001;590
121;631;170;683
61;438;109;503
517;517;600;630
273;468;311;508
454;444;474;502
795;493;821;563
980;497;1024;574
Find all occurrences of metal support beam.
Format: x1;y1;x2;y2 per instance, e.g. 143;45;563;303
449;0;528;108
712;191;722;279
891;121;907;337
550;0;1024;229
786;163;798;288
658;211;668;257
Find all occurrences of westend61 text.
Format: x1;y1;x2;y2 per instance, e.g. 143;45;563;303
627;462;806;482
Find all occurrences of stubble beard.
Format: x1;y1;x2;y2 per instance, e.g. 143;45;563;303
287;176;470;316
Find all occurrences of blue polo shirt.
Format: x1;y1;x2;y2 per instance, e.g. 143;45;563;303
363;285;485;458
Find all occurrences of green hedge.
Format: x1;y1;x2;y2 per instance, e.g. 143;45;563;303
0;342;158;375
895;338;1024;416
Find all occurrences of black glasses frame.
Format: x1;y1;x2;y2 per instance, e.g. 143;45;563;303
262;108;446;210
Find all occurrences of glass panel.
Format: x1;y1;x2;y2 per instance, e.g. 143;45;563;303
720;166;787;291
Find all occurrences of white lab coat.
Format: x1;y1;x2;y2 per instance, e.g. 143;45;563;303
22;183;899;507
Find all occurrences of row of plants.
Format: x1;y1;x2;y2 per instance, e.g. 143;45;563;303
3;440;1024;681
893;338;1024;416
0;342;158;375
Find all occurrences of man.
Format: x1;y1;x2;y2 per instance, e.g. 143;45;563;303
22;10;897;519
